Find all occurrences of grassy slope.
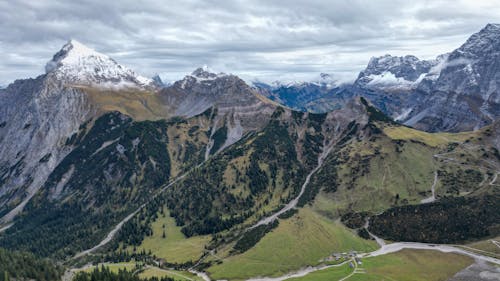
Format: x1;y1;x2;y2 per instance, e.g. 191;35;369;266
349;250;473;281
139;267;203;281
463;235;500;257
383;126;475;147
132;210;211;263
82;87;172;121
288;249;473;281
313;122;495;218
207;208;377;280
83;262;137;273
314;130;438;217
287;263;353;281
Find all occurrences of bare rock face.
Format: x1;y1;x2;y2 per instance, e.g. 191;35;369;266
0;40;155;223
161;67;276;154
355;55;437;91
347;24;500;132
0;74;94;222
398;24;500;132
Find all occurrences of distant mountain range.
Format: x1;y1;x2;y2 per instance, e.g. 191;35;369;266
254;23;500;132
0;23;499;281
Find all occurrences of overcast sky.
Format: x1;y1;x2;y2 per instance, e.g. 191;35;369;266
1;0;500;86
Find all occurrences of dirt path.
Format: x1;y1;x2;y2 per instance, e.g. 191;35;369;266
338;259;357;281
367;242;500;265
245;260;350;281
421;170;438;203
364;219;385;247
145;266;195;281
242;242;500;281
188;269;211;281
490;172;499;185
0;223;13;233
72;162;204;259
249;142;335;229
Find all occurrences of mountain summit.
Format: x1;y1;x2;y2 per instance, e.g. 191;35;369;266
355;54;436;90
45;40;152;88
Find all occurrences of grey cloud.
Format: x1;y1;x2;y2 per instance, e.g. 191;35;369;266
0;0;499;85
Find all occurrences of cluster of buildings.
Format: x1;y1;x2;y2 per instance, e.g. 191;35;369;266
321;250;362;263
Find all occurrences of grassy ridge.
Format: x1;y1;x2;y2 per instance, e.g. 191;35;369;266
207;208;377;280
383;126;474;147
313;131;438;217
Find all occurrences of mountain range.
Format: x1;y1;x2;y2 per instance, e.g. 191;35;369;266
0;24;499;281
254;23;500;133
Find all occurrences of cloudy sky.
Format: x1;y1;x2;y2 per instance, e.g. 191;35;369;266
1;0;500;86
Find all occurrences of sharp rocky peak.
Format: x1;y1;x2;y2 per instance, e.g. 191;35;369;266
453;23;500;58
45;39;152;88
355;54;437;89
190;66;228;80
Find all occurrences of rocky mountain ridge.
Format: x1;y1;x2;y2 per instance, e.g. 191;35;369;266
45;40;153;88
0;42;276;224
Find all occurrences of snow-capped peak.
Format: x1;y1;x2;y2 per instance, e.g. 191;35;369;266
267;73;337;89
190;67;228;81
174;67;231;89
45;39;153;88
355;54;437;90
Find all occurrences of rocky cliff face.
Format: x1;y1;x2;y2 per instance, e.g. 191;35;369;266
0;74;94;223
161;67;276;155
0;40;155;223
355;54;437;91
0;51;279;224
402;24;500;132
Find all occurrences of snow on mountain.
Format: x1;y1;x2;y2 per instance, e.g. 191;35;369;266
45;40;153;88
266;72;338;89
175;66;230;89
429;23;500;102
190;66;228;81
355;54;437;90
396;23;500;132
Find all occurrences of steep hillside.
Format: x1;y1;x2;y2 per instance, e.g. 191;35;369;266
0;110;214;258
0;40;160;225
0;42;277;232
0;247;63;281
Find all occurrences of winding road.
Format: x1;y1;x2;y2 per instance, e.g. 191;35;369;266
249;141;335;229
72;162;204;259
246;260;350;281
367;242;500;265
69;135;500;280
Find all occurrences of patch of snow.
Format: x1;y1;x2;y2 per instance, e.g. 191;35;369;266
268;73;337;89
366;71;414;87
